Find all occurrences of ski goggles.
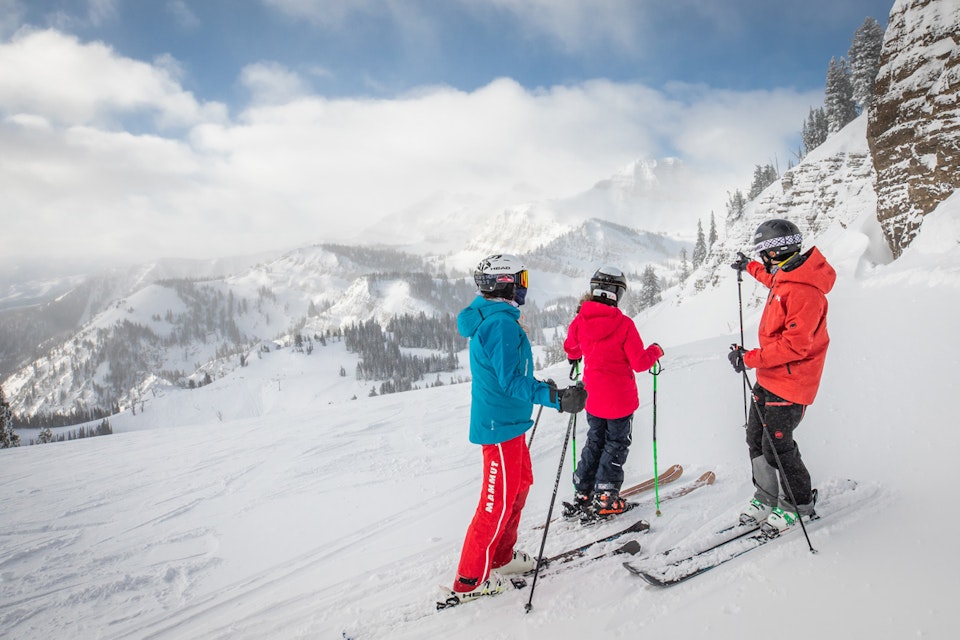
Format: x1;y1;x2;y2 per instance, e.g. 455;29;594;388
495;270;528;287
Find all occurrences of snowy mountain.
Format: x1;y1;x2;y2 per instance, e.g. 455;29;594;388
1;210;686;420
365;156;709;262
0;244;474;419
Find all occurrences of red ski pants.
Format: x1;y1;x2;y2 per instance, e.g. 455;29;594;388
454;434;533;591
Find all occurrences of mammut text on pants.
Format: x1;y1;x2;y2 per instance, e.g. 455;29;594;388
454;434;533;590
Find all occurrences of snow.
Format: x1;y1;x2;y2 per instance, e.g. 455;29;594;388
2;189;958;639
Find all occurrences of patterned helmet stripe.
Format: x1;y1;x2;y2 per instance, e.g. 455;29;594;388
755;233;802;253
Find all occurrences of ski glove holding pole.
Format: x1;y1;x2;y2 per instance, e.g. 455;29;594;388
549;381;587;413
730;252;751;272
728;345;747;373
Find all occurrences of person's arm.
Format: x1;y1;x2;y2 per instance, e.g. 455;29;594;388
563;316;582;362
746;260;775;287
483;317;560;409
624;320;663;372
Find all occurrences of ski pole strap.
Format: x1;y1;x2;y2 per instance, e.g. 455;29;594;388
569;361;580;380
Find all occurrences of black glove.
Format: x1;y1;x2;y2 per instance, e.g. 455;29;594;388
567;357;581;366
728;345;747;373
730;252;750;272
558;382;587;413
544;378;558;403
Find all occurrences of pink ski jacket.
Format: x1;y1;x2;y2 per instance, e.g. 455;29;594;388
564;300;662;419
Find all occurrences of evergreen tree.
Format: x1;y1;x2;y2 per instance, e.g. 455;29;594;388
747;164;779;200
37;427;54;444
825;57;858;133
638;265;663;309
0;387;20;448
708;212;718;251
692;220;707;267
848;17;885;110
678;248;691;283
801;106;829;155
726;189;746;221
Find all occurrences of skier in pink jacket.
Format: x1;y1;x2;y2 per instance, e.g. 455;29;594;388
563;267;663;518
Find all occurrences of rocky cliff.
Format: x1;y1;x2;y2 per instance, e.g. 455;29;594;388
867;0;960;257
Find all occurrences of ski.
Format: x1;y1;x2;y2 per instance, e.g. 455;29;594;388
578;469;716;525
623;517;812;586
539;517;650;568
624;478;872;587
621;463;684;498
542;470;717;566
537;464;683;530
655;469;715;502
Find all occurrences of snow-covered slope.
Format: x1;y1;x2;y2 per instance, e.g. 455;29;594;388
1;191;957;639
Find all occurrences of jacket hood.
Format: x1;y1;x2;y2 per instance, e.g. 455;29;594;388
457;295;519;338
777;247;836;295
575;300;624;341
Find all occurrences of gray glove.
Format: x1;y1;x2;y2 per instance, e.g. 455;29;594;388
558;382;587;413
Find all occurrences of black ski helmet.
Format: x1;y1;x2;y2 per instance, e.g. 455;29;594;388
753;219;802;261
474;254;528;303
590;266;627;306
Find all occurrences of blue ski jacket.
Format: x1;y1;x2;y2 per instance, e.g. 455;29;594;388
457;295;560;445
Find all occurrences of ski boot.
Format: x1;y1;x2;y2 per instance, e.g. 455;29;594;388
562;492;591;520
590;490;628;518
739;498;774;526
494;549;537;575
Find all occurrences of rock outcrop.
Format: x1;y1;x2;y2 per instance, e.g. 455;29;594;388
867;0;960;257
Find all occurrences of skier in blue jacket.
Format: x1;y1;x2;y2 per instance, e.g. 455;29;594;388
447;254;587;606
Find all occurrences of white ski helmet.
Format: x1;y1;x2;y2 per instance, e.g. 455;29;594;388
474;254;528;302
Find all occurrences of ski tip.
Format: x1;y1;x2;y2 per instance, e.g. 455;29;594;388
700;470;717;485
623;561;669;586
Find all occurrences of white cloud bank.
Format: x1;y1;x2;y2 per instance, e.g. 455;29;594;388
1;28;819;270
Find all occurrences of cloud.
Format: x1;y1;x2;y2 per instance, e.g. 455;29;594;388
261;0;382;27
166;0;201;30
0;29;227;128
472;0;647;53
0;28;817;271
241;62;312;105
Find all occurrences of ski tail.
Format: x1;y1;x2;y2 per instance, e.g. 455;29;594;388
620;463;683;498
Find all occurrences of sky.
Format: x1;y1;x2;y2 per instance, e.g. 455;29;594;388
0;0;894;274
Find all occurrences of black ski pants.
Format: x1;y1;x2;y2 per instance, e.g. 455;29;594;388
573;412;633;495
746;384;813;511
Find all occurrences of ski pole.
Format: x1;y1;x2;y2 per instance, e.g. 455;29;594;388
526;405;544;449
735;262;749;428
742;372;817;554
569;361;580;477
526;411;577;613
650;360;663;516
